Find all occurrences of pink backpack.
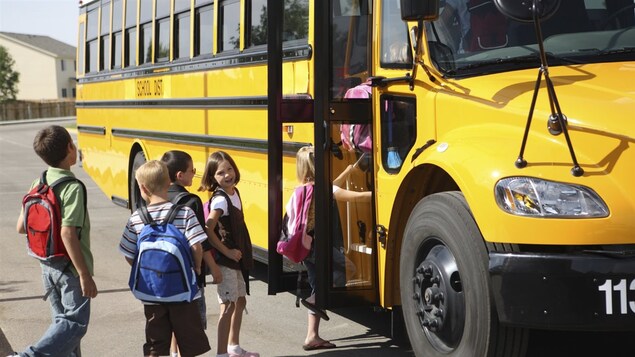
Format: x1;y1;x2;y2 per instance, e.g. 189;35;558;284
340;83;372;153
277;185;313;263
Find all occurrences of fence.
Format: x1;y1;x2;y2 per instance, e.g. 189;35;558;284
0;100;76;121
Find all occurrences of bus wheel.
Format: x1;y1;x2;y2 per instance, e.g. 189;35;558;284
400;191;527;357
129;150;146;212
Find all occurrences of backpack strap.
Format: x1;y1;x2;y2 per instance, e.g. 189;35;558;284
139;205;152;225
172;192;193;206
43;170;89;237
212;189;232;217
165;204;183;224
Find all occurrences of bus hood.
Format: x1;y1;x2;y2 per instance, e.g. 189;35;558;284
432;61;635;245
463;62;635;138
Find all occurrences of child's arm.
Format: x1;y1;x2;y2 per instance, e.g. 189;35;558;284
16;209;25;234
191;242;203;275
202;251;223;284
206;208;242;262
61;226;98;298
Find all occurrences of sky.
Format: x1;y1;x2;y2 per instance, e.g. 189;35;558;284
0;0;79;46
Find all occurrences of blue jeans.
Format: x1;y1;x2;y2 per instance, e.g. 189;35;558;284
20;260;91;357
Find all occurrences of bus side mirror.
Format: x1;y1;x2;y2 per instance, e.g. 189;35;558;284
400;0;439;21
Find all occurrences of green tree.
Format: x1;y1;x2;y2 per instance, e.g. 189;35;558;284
0;45;19;102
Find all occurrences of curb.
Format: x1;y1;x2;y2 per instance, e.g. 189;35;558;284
0;117;76;126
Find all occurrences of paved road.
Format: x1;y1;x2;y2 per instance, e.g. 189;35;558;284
2;120;633;357
0;120;413;357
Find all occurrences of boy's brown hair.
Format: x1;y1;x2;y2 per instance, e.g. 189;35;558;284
161;150;193;182
33;125;73;167
135;160;170;196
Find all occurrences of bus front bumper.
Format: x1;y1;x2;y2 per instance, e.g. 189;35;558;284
489;251;635;330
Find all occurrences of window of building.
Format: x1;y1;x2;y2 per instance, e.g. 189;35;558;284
61;59;66;71
194;3;214;56
219;0;240;52
72;88;76;97
62;88;68;98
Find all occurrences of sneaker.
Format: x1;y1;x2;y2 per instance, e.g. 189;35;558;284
228;352;259;357
228;345;259;357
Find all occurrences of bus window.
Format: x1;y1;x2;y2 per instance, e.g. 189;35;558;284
219;0;240;52
380;0;412;69
124;0;137;67
174;0;191;59
139;0;152;64
380;96;416;173
283;0;309;42
247;0;267;47
330;0;372;99
86;6;99;73
155;0;170;62
194;3;214;56
112;0;122;69
100;1;111;71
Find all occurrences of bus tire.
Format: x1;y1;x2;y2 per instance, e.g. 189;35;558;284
400;191;527;357
129;150;146;212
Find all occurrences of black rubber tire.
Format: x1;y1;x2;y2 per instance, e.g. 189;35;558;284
129;150;146;212
400;191;527;357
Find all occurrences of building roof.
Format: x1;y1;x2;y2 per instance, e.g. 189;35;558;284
0;32;76;59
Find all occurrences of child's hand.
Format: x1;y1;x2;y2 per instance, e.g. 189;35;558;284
227;248;242;262
210;263;223;284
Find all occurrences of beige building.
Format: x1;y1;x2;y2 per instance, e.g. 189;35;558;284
0;32;77;100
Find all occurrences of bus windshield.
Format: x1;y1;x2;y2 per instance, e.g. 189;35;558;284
426;0;635;78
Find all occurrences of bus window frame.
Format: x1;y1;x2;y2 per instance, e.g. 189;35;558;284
218;0;241;54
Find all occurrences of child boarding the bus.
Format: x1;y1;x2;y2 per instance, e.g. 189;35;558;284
119;160;211;357
161;150;223;357
198;151;258;357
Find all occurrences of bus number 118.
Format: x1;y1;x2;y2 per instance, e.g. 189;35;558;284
597;279;635;315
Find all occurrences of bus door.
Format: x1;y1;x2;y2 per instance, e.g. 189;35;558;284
317;0;378;307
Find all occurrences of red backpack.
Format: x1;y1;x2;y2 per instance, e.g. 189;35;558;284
22;171;86;261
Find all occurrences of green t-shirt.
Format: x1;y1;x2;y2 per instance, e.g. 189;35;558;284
32;167;94;276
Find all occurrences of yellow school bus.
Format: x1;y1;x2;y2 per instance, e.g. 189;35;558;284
76;0;635;355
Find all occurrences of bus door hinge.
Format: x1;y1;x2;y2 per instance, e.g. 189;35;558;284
376;224;387;249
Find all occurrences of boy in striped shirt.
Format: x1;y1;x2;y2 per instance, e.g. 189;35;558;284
119;160;211;357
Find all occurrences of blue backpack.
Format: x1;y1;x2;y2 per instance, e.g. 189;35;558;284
128;204;199;303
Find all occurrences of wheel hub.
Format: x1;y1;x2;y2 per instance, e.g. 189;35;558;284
412;244;465;351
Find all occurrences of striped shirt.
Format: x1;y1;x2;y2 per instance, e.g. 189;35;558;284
119;202;207;260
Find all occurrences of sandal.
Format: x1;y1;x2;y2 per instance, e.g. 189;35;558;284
302;340;336;351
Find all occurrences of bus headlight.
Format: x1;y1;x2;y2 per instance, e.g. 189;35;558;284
494;177;609;218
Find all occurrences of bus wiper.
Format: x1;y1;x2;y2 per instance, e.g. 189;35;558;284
595;47;635;56
456;53;579;73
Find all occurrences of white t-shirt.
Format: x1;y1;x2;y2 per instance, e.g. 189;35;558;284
210;188;242;216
